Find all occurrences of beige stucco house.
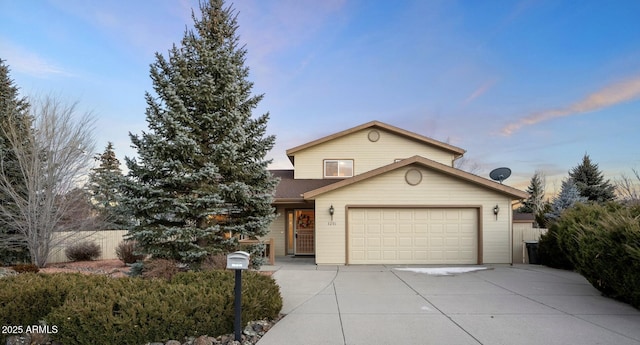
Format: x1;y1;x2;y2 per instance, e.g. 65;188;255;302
263;121;528;265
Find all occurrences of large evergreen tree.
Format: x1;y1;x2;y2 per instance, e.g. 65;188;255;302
0;59;31;209
568;154;615;202
0;59;32;263
88;142;130;229
122;0;277;264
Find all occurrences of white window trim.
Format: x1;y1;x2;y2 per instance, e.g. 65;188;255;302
324;159;354;178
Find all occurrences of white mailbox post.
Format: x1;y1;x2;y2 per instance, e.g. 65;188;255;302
227;251;250;341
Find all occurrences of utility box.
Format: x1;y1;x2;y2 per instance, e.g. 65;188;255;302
226;251;250;270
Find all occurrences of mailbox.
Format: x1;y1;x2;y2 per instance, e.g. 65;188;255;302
226;251;250;270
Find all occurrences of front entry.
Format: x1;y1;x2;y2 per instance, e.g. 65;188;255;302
292;209;315;255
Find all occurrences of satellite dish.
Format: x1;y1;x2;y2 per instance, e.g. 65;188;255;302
489;167;511;184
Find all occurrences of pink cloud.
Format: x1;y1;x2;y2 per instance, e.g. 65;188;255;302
501;75;640;136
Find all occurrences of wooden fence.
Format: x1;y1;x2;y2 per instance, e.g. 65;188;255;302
512;224;548;264
47;231;276;265
48;230;127;264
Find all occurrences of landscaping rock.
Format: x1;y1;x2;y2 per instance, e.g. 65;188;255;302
193;335;214;345
0;267;17;279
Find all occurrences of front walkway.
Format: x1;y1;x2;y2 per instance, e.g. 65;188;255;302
258;257;640;345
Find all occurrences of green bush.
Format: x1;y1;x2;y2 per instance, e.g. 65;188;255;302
538;223;574;270
0;270;282;345
65;241;102;261
0;273;107;337
547;202;640;308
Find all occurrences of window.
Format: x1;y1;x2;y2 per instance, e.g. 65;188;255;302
324;159;353;178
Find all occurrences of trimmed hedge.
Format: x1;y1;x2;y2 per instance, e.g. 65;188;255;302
0;271;282;345
542;202;640;308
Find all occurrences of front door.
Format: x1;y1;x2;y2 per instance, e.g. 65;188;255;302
294;209;315;255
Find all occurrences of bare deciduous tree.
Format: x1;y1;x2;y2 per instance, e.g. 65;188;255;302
0;96;95;267
454;156;483;175
615;169;640;205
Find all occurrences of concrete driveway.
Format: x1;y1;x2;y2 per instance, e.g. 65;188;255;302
257;257;640;345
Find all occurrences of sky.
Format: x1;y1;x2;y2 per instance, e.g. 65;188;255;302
1;0;640;196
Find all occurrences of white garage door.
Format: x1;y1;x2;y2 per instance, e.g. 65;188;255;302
348;208;478;264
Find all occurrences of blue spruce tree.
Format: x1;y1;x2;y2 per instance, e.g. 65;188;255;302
123;0;277;264
546;178;586;222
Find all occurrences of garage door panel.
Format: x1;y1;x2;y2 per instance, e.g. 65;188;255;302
366;237;381;247
414;237;427;246
383;224;397;233
399;237;413;247
383;251;397;260
349;208;477;264
383;237;396;246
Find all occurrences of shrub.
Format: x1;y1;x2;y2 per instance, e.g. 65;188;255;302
0;273;108;343
538;224;574;270
200;252;228;271
141;258;180;280
115;240;145;264
0;242;31;266
65;241;102;261
11;263;39;273
0;271;282;344
548;202;640;308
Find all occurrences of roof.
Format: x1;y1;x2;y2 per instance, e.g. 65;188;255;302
285;121;466;164
302;155;529;200
513;212;536;222
270;170;341;203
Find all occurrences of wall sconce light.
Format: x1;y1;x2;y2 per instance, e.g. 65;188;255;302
329;205;335;221
493;204;500;220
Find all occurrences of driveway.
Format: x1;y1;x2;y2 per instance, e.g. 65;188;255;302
257;257;640;345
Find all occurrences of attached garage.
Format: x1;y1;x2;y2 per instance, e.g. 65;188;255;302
348;207;479;264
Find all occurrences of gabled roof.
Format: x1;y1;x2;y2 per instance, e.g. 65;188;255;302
303;155;529;200
286;121;466;163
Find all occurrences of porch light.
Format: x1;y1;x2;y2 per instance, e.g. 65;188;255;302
329;205;335;216
493;205;500;219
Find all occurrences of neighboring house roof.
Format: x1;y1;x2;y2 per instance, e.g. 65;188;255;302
513;212;535;222
270;170;341;203
303;155;529;200
285;120;466;164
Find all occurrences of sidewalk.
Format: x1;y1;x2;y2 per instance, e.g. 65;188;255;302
258;258;640;345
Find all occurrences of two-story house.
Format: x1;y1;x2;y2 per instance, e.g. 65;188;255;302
264;121;528;265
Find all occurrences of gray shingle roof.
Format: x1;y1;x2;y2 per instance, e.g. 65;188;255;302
270;170;341;201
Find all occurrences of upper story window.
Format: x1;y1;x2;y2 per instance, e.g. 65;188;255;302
324;159;353;178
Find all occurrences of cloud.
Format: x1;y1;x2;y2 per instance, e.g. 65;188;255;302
0;39;71;78
464;78;497;104
501;75;640;136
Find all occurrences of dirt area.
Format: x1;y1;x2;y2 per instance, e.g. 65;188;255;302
41;259;130;278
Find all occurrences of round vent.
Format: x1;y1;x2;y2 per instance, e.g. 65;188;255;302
368;130;380;142
405;168;422;186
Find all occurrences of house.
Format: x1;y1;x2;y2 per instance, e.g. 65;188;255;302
263;121;528;265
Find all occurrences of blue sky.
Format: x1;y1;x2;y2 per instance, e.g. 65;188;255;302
1;0;639;195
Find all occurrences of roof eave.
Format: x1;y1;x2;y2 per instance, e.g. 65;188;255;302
286;120;466;157
304;155;528;200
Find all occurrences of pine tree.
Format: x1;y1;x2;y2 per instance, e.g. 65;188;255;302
518;170;549;227
568;154;615;202
88;142;129;229
0;59;31;206
546;178;587;222
0;59;32;263
122;0;277;264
